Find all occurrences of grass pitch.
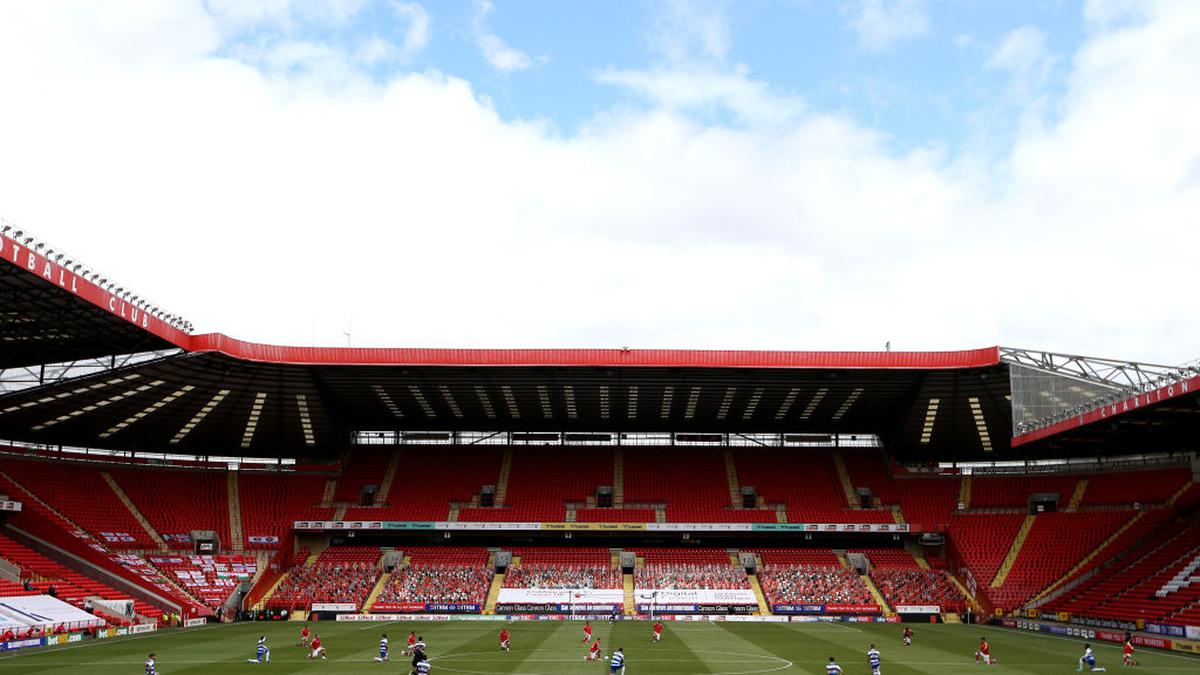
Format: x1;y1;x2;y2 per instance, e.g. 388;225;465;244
1;619;1195;674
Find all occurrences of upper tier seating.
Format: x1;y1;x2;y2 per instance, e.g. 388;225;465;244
3;459;155;549
895;477;961;529
497;447;614;521
970;475;1080;509
623;448;740;522
1080;468;1191;506
842;450;899;506
110;468;230;548
734;448;894;523
361;447;502;521
239;472;332;548
333;450;392;503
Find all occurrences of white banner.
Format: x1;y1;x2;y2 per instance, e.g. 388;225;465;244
496;589;624;605
311;603;356;612
895;605;941;613
129;623;158;634
0;500;21;513
184;618;207;628
635;589;757;605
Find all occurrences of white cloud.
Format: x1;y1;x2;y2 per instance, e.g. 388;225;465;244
987;26;1056;101
651;0;731;64
473;0;533;73
391;2;431;58
849;0;930;52
0;0;1198;364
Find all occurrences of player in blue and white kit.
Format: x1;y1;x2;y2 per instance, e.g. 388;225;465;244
247;635;270;663
867;644;882;675
145;653;158;675
414;654;432;674
609;647;626;674
374;633;389;662
1077;643;1106;672
825;656;843;674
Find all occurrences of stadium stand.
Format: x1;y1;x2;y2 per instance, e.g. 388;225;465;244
758;564;872;606
841;450;900;507
3;459;157;549
357;446;502;521
575;508;657;522
268;547;381;610
238;471;332;548
110;468;231;548
734;448;894;523
895;477;961;530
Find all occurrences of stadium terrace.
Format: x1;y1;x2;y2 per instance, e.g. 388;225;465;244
0;225;1198;673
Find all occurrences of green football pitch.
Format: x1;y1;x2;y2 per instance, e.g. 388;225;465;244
1;620;1196;674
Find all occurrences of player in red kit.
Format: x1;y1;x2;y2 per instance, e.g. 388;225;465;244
500;628;511;652
308;634;327;660
583;621;593;643
651;621;663;645
1123;640;1137;667
585;638;603;662
903;626;913;647
298;624;311;648
406;631;417;655
975;637;993;665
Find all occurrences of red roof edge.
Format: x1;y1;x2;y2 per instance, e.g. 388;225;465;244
187;335;1002;369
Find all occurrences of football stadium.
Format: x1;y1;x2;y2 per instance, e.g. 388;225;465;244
1;222;1198;675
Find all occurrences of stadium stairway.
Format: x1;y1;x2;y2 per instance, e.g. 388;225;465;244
227;472;244;553
832;451;858;508
1030;511;1146;604
747;574;772;615
374;448;403;505
959;476;972;510
613;448;625;507
320;479;337;507
101;471;167;552
991;514;1037;588
861;574;894;617
253;572;290;610
623;572;636;616
1067;479;1089;510
892;508;905;524
495;448;514;506
361;574;391;613
724;449;741;508
483;571;504;615
332;505;348;521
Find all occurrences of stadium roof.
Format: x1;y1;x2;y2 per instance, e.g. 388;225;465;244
2;227;1197;461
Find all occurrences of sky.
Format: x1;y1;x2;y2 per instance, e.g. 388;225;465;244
0;0;1198;363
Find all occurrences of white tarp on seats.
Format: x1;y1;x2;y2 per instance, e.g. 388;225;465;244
0;595;104;630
